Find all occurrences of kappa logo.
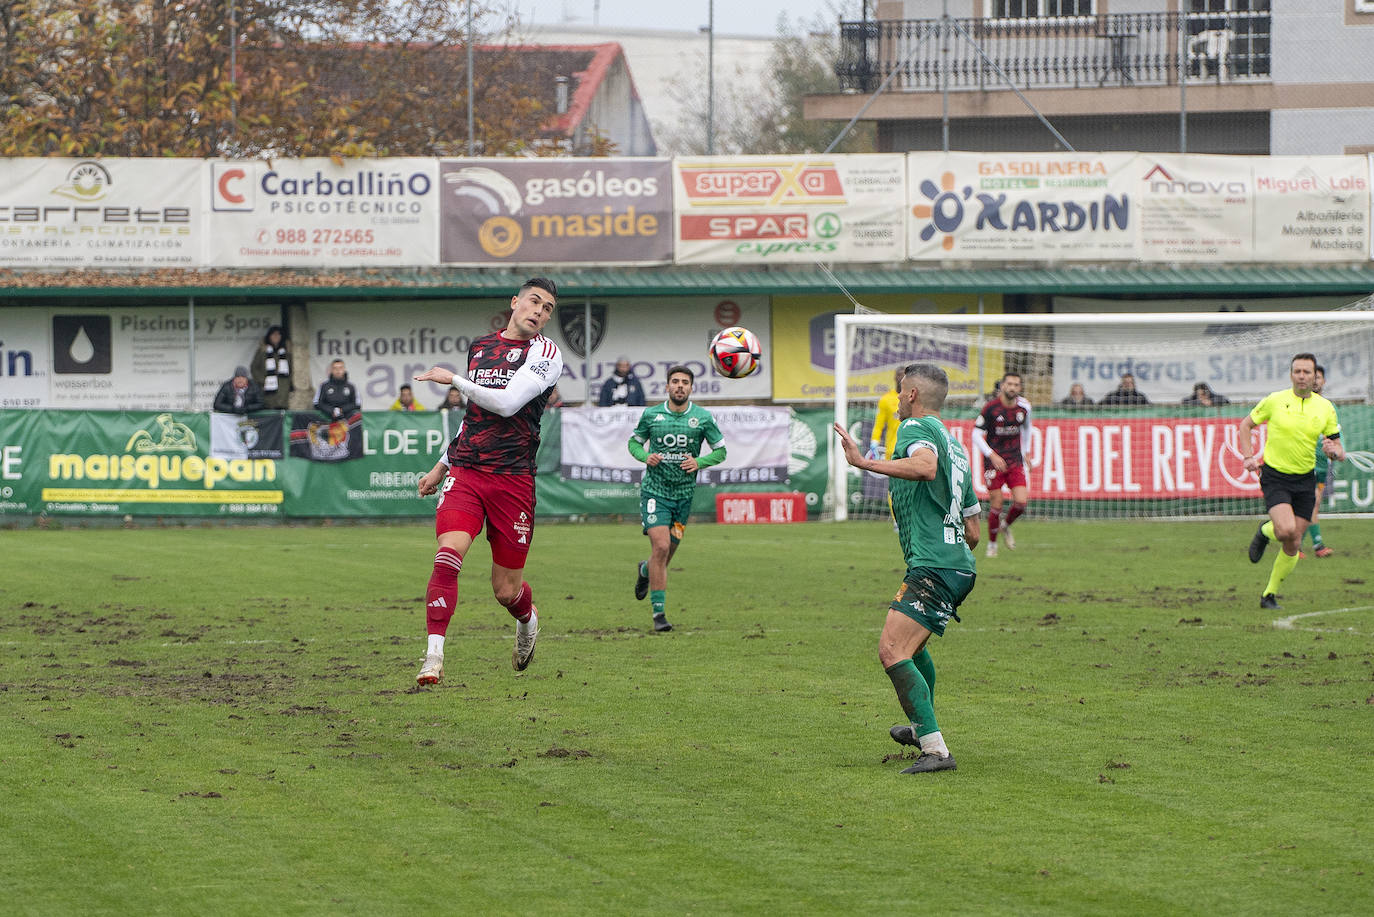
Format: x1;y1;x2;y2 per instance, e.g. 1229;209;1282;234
427;596;448;608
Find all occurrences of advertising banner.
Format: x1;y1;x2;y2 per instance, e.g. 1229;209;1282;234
0;158;201;268
0;308;48;409
943;415;1260;501
906;152;1137;260
1249;156;1369;262
770;294;1005;401
438;158;672;264
0;411;283;517
307;296;772;408
558;405;791;488
205;158;439;267
672;154;906;264
16;304;281;411
1136;154;1254;262
1050;298;1372;403
279;410;447;516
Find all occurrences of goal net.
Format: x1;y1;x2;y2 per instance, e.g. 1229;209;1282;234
830;302;1374;522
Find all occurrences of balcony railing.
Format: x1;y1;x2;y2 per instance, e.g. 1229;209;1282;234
835;11;1271;94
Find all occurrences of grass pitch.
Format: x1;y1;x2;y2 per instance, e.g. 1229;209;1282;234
2;518;1372;915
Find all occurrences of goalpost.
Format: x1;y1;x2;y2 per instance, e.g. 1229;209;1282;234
830;307;1374;523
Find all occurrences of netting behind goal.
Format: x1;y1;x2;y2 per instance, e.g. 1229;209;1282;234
831;303;1374;522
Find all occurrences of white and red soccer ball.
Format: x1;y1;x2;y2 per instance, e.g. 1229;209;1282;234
708;326;761;379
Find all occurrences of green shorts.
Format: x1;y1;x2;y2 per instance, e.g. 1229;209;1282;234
890;566;976;637
641;492;691;542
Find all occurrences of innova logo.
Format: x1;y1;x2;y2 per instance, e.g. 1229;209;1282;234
1143;163;1247;195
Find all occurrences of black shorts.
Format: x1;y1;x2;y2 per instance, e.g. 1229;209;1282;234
1260;466;1316;521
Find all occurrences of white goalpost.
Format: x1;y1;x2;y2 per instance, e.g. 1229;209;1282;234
830;308;1374;523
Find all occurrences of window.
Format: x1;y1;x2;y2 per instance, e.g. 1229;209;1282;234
1355;0;1374;13
988;0;1095;18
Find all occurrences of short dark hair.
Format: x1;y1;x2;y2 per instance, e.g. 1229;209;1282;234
399;384;412;393
902;362;950;410
666;364;694;383
1001;372;1021;383
520;277;558;300
1291;352;1317;370
1315;363;1327;375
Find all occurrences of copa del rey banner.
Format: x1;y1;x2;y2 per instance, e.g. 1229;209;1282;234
673;155;906;264
944;417;1264;501
559;405;791;487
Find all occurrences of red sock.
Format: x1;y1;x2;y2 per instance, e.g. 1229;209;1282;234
426;548;462;636
1005;502;1027;526
503;581;534;622
988;509;1001;543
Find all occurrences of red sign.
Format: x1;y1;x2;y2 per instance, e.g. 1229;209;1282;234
716;492;808;523
677;165;845;203
944;416;1266;500
679;213;808;240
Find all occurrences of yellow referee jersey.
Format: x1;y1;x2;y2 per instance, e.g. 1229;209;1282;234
871;389;901;459
1251;388;1340;474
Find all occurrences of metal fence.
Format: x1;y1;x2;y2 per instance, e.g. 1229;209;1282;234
835;10;1271;94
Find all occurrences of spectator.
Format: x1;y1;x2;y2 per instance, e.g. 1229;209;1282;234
1100;373;1150;406
1182;382;1230;406
441;386;466;413
598;357;646;407
390;383;425;412
1059;383;1094;407
250;325;292;410
314;359;360;419
213;366;264;414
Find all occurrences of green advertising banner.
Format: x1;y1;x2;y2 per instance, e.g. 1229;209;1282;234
0;410;284;517
4;406;1371;520
280;410;450;517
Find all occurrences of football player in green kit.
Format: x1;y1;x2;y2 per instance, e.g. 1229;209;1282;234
834;362;982;774
628;365;727;632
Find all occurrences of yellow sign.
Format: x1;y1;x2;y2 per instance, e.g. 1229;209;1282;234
770;294;1005;401
41;488;284;504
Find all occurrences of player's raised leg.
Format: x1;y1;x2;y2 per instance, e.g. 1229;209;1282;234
492;563;539;670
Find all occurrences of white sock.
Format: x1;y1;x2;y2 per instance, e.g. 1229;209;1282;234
517;610;538;635
918;730;949;757
427;634;444;656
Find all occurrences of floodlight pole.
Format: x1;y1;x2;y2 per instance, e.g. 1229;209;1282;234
707;0;715;155
467;0;476;155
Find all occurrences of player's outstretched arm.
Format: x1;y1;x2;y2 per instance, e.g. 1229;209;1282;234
833;423;935;480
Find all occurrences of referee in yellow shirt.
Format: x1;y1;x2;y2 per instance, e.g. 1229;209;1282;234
1237;352;1344;610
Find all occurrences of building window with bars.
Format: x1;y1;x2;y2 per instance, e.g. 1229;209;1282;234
987;0;1095;19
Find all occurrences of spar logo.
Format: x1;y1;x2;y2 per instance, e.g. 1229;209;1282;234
912;171;1130;251
678;162;846;206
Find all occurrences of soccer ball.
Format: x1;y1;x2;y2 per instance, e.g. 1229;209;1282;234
708;326;762;379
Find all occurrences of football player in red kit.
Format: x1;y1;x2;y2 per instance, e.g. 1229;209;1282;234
412;278;564;683
973;372;1032;557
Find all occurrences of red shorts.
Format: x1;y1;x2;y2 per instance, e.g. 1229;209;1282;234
435;466;535;568
984;462;1028;493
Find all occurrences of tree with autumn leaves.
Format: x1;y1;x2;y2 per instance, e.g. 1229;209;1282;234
0;0;552;158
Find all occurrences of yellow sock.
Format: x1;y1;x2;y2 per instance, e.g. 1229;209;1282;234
1261;520;1276;542
1264;549;1299;596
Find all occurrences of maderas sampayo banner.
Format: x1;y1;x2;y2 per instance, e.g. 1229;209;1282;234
438;158;672;265
0;410;283;517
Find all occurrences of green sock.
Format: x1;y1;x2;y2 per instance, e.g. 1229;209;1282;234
650;590;666;618
913;648;936;705
1264;549;1299;596
884;659;939;737
1261;520;1276;542
1307;522;1323;547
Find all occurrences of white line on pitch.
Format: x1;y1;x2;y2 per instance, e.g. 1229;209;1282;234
1272;605;1374;633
